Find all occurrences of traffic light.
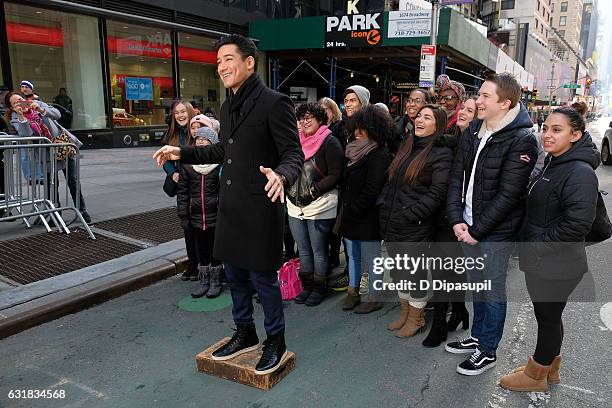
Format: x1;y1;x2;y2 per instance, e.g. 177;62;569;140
586;78;592;89
533;89;539;100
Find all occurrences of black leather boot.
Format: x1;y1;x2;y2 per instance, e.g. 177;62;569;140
447;301;470;332
211;323;259;361
294;273;314;304
305;276;326;306
422;302;449;347
255;330;288;375
190;265;211;298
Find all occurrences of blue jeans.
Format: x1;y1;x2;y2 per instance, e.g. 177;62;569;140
223;263;285;336
344;239;381;289
20;148;43;182
288;216;334;279
462;241;512;355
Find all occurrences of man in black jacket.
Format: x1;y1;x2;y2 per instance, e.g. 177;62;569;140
444;73;538;376
154;35;303;375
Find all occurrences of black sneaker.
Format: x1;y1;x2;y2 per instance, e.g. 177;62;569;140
255;331;288;375
456;347;497;376
445;336;479;354
211;324;259;361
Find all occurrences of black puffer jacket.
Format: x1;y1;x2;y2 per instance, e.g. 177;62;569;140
380;135;454;242
519;132;600;279
337;147;391;240
446;104;538;241
177;164;220;230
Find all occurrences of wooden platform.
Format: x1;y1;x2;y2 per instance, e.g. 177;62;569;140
195;337;296;390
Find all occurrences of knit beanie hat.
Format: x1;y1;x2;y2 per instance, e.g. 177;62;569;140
190;114;213;129
194;126;219;145
345;85;370;107
20;80;34;90
209;118;220;134
374;102;389;114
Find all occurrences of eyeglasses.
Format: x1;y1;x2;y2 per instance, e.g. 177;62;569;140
437;95;458;102
299;115;315;123
407;98;425;105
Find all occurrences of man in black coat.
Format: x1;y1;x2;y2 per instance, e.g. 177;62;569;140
154;35;303;375
444;73;538;376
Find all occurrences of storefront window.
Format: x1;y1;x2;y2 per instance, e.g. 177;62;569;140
107;21;174;127
178;33;223;118
5;3;106;129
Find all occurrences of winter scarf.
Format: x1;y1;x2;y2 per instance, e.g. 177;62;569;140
23;109;52;140
346;138;378;166
300;125;331;160
192;164;219;175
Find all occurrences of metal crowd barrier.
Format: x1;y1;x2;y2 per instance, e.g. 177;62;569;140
0;133;95;239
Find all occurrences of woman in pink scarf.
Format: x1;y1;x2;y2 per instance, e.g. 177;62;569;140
286;102;344;307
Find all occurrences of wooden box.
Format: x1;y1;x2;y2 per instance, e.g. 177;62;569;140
195;337;296;390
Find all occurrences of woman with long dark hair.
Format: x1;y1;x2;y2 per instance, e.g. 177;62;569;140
380;105;453;338
499;107;599;392
162;99;197;280
390;89;433;154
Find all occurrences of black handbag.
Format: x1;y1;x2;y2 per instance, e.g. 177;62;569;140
163;174;178;197
287;158;324;207
585;190;612;245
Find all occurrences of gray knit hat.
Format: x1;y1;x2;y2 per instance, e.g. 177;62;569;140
194;126;219;145
345;85;370;107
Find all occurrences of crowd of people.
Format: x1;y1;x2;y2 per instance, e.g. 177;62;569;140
154;35;601;387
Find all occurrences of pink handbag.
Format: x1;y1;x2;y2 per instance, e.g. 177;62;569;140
278;258;303;301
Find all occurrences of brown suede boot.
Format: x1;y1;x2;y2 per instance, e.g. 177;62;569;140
341;287;360;310
499;356;550;392
395;305;425;338
388;299;410;331
510;355;561;384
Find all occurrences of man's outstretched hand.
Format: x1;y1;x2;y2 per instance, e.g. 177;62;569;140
153;146;181;167
260;166;285;203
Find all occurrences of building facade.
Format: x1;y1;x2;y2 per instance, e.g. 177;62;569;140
0;0;270;148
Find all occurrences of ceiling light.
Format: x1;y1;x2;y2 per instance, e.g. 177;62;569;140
35;11;43;14
350;72;354;78
375;76;380;83
123;26;129;29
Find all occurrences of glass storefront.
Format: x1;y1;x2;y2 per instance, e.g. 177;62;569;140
107;21;174;127
178;33;223;118
2;1;229;134
5;3;106;130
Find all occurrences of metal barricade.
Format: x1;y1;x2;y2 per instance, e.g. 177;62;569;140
0;133;95;239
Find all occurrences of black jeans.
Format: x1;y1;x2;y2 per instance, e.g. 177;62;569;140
525;273;583;365
61;157;86;212
192;227;221;267
224;263;285;336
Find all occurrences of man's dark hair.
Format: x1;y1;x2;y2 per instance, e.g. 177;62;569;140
349;105;393;145
216;34;258;71
296;102;327;125
485;73;522;109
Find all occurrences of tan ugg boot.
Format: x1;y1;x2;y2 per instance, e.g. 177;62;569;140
395;305;425;338
499;356;550;392
388;299;411;331
510;355;561;384
341;287;360;310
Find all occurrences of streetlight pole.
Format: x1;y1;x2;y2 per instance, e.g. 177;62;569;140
430;0;440;93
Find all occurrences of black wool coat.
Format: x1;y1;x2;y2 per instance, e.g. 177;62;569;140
177;164;220;230
380;135;454;242
519;132;600;280
180;75;304;272
446;104;539;242
337;147;391;240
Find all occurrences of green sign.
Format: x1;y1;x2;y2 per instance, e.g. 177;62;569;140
562;84;581;89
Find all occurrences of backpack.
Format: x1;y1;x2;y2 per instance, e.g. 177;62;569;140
278;258;303;301
585;190;612;246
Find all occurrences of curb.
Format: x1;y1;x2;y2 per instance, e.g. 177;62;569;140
0;243;188;339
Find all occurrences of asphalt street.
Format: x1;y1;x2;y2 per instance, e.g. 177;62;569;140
0;120;611;408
